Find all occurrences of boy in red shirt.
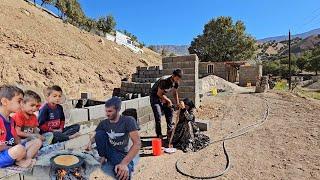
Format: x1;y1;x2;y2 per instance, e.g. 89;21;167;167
0;85;42;168
12;90;45;143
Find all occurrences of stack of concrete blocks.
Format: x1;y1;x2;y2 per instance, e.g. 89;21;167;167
120;81;154;97
132;66;163;83
239;65;263;86
162;54;200;108
255;76;269;93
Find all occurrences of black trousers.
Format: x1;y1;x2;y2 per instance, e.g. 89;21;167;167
150;96;173;136
52;124;80;143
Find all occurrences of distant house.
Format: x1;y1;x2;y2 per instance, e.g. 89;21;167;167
105;31;143;54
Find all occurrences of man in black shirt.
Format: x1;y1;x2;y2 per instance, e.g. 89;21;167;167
150;69;183;139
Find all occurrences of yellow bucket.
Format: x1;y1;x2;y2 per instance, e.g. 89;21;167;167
210;87;218;96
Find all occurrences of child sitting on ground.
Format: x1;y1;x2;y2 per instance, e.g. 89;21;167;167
171;98;210;152
0;85;42;168
12;90;46;143
38;85;80;144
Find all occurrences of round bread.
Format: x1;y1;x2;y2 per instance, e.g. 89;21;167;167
53;155;80;166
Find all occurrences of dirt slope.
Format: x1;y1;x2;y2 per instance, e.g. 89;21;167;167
0;0;161;99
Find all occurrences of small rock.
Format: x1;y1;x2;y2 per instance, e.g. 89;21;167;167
21;9;31;16
25;50;31;54
98;38;105;45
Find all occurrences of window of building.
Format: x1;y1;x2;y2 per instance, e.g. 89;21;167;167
207;64;214;74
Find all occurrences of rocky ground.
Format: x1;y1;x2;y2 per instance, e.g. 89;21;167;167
91;90;319;180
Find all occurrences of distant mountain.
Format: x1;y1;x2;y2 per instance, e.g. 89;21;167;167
151;45;189;55
258;28;320;42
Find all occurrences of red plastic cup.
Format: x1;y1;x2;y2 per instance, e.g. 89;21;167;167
152;138;162;156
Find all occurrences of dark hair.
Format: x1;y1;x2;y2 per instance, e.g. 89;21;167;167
0;85;24;106
183;98;195;109
24;90;41;103
105;96;122;111
46;85;63;97
173;69;183;78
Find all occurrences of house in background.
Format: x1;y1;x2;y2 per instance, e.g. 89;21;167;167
106;31;143;54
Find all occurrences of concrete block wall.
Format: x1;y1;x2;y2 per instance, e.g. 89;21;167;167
132;66;163;83
120;81;154;96
162;54;200;108
199;62;215;78
239;65;262;86
120;96;154;126
213;62;228;80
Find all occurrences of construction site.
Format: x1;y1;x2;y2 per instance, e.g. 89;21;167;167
0;0;320;180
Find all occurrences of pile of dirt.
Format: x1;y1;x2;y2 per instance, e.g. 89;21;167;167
0;0;161;100
200;75;250;94
306;80;320;90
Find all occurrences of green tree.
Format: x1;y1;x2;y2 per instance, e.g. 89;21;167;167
169;52;176;57
307;55;320;75
84;18;96;32
97;15;116;35
296;56;308;73
189;16;256;62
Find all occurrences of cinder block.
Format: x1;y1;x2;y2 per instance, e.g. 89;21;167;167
125;98;139;109
180;62;196;68
64;134;90;150
162;57;173;63
86;104;105;120
69;108;89;124
138;97;150;108
195;119;211;131
178;86;196;93
81;92;92;99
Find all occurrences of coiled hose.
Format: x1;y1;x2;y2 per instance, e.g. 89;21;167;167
175;94;270;179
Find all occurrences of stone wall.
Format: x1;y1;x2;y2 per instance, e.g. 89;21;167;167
239;65;262;86
162;55;200;108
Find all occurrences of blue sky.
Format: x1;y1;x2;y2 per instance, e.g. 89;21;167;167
41;0;320;45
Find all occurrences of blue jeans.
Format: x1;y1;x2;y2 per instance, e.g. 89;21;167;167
95;130;135;179
150;96;173;136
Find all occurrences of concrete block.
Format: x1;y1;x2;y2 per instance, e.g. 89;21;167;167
64;134;90;150
180;61;196;68
69;108;89;124
86;104;105;120
138;97;150;108
81;92;92;99
162;57;173;63
195;119;211;131
178;86;196;93
125;98;139;109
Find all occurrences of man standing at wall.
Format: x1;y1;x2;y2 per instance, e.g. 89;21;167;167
150;69;183;140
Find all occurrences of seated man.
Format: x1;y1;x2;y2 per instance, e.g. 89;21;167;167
86;97;141;180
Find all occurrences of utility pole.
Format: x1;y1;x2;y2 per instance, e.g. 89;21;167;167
288;30;292;90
